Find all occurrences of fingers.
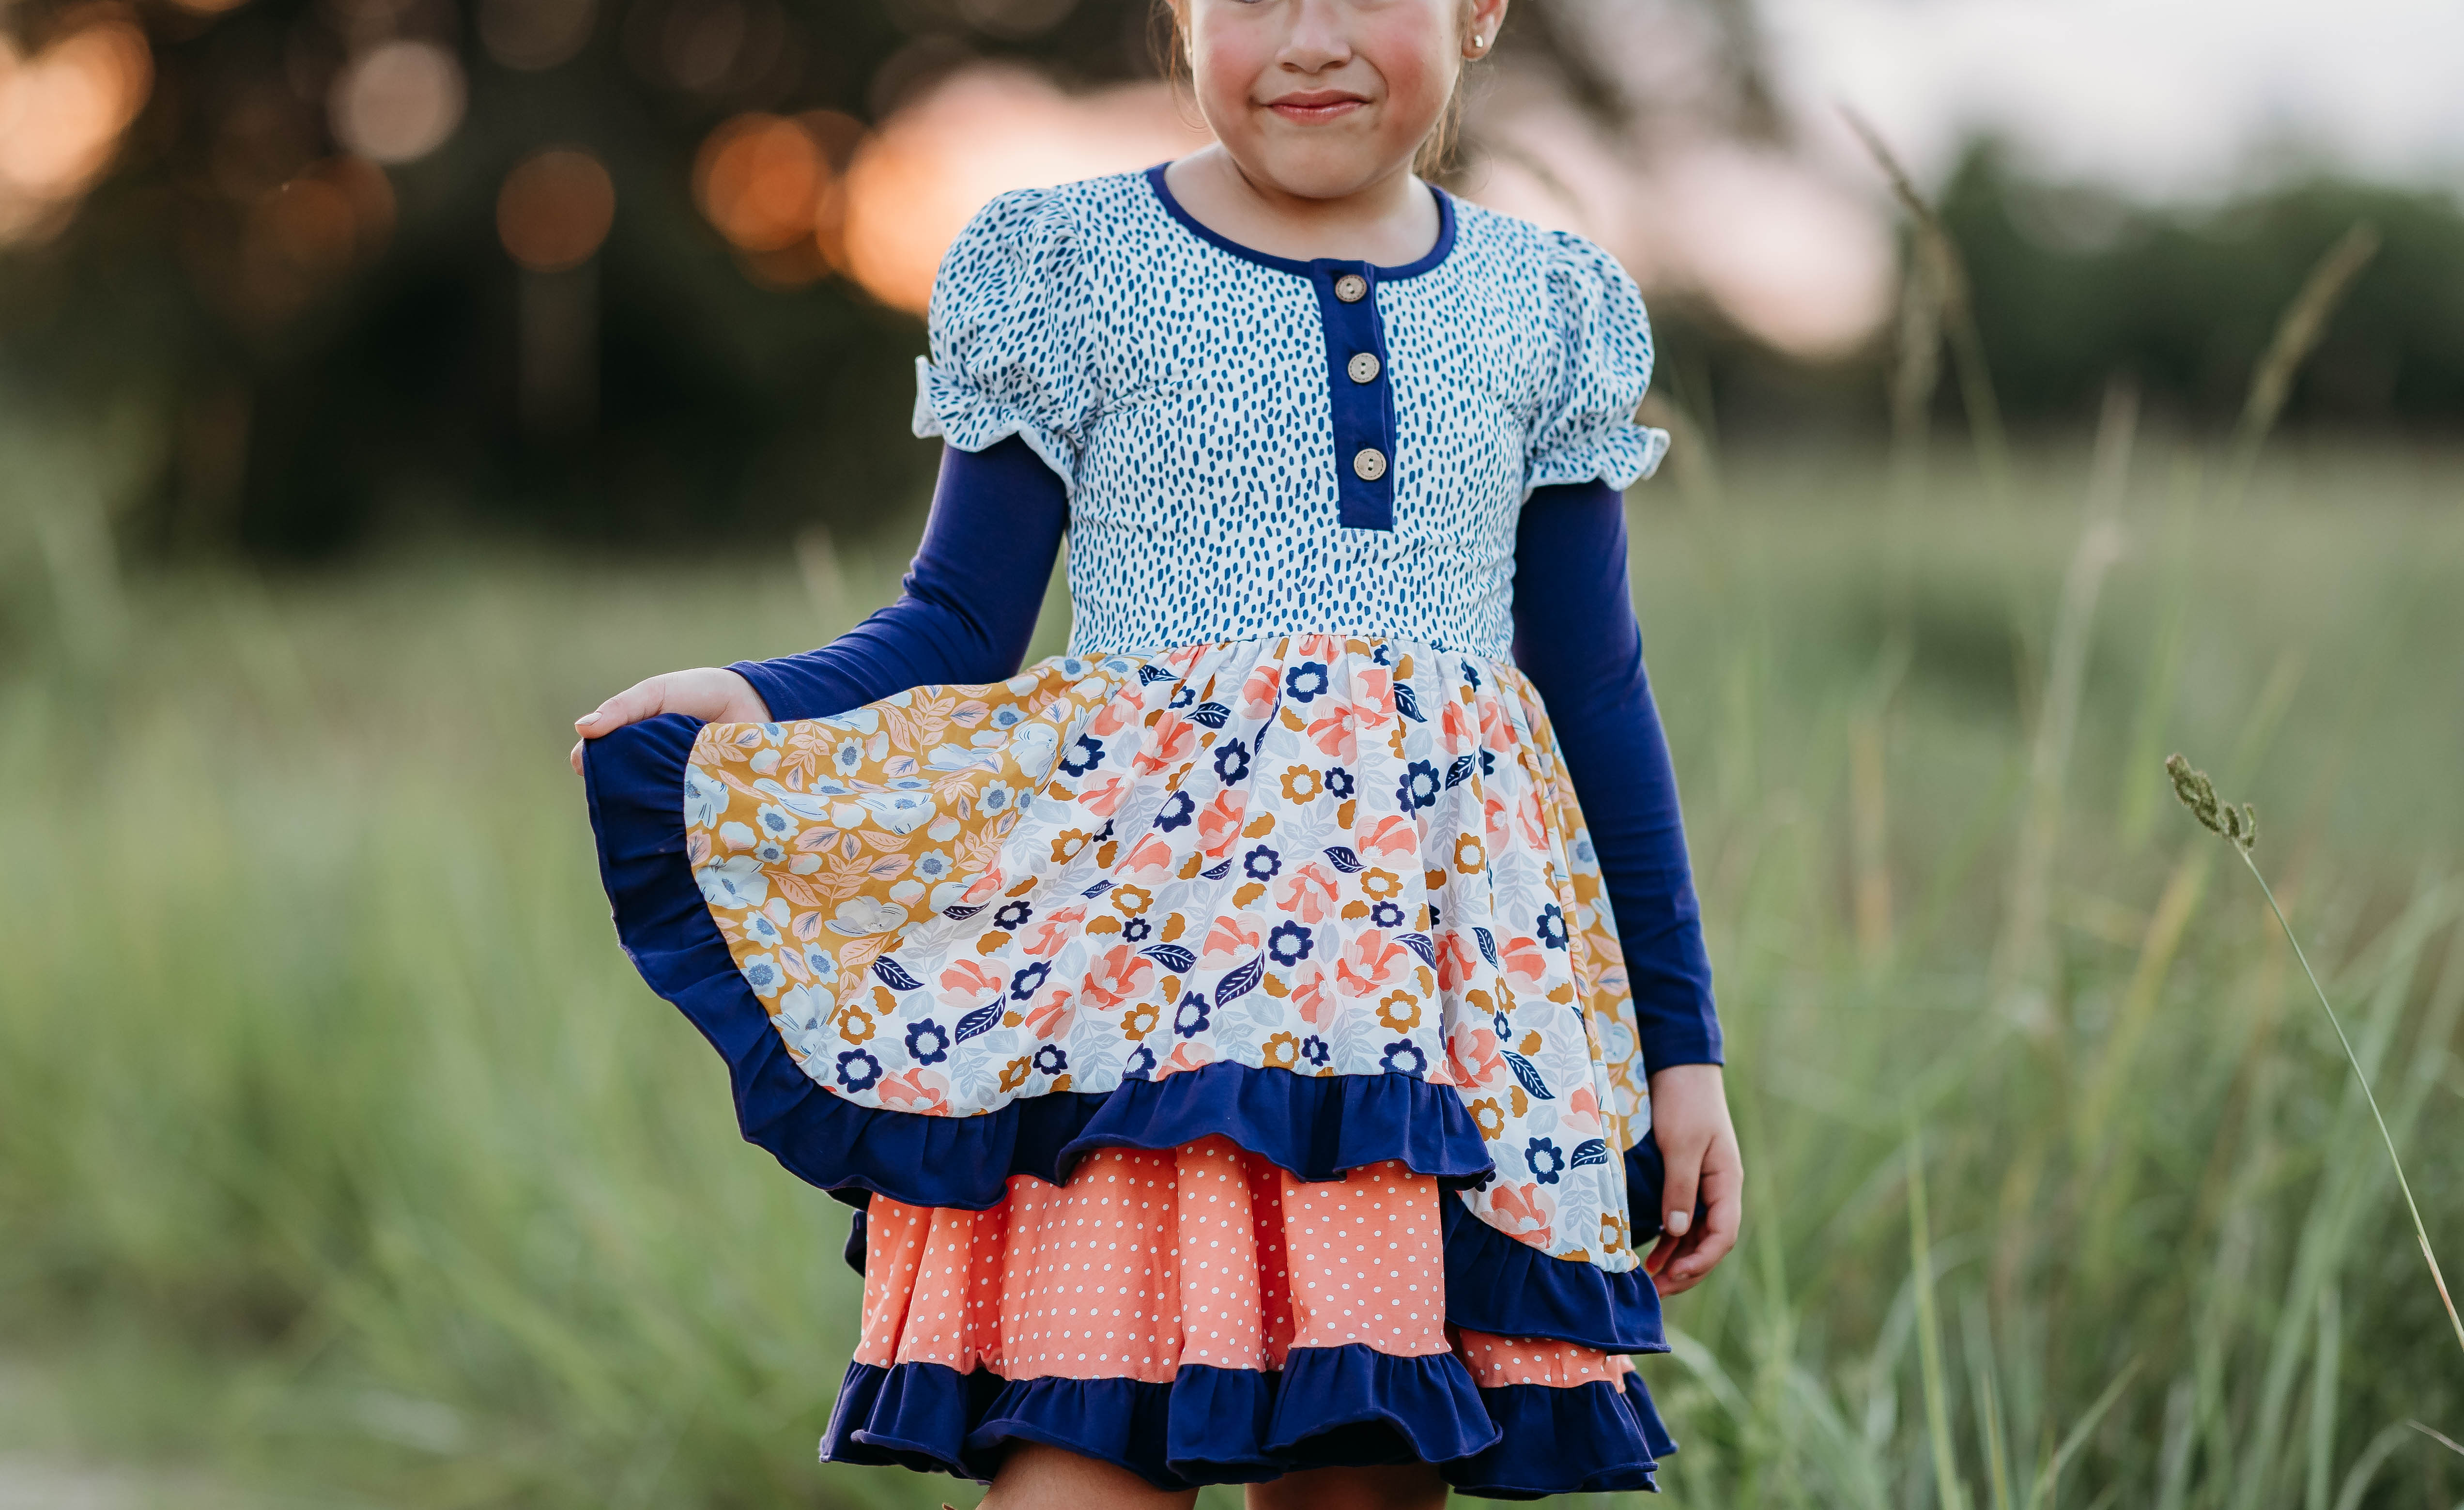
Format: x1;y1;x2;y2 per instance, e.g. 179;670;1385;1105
569;678;670;776
1657;1138;1742;1293
1660;1137;1702;1243
575;677;671;740
1640;1124;1701;1284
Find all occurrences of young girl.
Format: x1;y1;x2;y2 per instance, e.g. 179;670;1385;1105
575;0;1741;1503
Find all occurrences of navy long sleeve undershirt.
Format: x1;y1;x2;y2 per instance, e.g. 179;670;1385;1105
733;436;1721;1073
1509;482;1721;1071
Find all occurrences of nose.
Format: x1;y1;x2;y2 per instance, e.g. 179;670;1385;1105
1278;0;1353;72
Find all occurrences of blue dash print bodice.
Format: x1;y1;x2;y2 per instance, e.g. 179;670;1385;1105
912;166;1670;660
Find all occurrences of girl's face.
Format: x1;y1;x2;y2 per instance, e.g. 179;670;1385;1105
1179;0;1505;199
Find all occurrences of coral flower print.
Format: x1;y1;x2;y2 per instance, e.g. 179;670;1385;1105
1337;929;1410;997
935;959;1001;1008
1275;863;1339;923
1198;790;1248;859
1201;912;1264;969
1079;946;1155;1013
1133;714;1198;775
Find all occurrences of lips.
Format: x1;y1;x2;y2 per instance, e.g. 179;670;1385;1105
1264;92;1370;124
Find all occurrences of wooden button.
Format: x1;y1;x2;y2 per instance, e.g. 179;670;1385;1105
1352;447;1387;481
1333;273;1368;303
1347;352;1381;384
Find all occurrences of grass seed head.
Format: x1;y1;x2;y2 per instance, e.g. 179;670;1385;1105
2166;753;2257;851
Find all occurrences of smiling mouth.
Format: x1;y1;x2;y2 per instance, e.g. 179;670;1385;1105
1264;93;1370;124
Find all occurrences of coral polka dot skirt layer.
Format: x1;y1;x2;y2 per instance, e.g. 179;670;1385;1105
585;634;1682;1497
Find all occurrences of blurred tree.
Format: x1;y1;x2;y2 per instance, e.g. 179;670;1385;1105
1939;141;2464;433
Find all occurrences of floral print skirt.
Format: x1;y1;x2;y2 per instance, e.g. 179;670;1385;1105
601;634;1676;1494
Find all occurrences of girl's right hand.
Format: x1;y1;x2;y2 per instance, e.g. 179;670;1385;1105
568;667;772;774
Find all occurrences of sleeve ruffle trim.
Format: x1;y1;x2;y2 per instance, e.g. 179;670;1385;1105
1523;227;1671;498
908;185;1089;494
912;355;1080;495
1523;423;1671;499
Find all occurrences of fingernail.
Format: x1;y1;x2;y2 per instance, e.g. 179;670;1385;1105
1665;1210;1691;1237
576;712;599;728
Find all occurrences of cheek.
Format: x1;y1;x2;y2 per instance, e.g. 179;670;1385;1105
1355;19;1457;123
1190;21;1274;118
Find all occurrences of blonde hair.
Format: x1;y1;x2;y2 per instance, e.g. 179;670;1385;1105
1153;1;1485;181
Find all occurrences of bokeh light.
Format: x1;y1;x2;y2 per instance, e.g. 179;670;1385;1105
691;108;861;287
497;147;616;271
260;175;358;275
226;155;397;323
478;0;598;72
329;40;466;165
0;9;153;244
695;112;826;253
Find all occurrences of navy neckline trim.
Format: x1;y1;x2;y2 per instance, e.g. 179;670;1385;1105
1142;162;1457;281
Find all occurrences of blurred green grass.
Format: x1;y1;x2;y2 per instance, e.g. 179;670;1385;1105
2;437;2462;1509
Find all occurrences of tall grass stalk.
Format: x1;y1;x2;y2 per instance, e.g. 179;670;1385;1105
2224;223;2381;503
2166;754;2464;1364
1995;380;2135;1029
1907;1130;1969;1510
1842;105;2012;509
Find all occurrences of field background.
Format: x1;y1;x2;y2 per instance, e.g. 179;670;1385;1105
4;431;2462;1509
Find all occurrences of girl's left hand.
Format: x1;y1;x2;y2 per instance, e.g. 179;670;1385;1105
1642;1063;1742;1295
567;667;772;774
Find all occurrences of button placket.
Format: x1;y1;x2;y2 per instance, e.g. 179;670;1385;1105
1312;260;1397;532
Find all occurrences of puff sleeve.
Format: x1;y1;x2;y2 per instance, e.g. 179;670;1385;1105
1523;232;1671;498
911;187;1098;494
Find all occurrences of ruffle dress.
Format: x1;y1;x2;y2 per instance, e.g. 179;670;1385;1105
585;167;1689;1497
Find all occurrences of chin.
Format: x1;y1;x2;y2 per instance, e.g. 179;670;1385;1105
1244;135;1411;200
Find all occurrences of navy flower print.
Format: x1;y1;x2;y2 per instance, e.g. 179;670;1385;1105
1059;735;1104;777
1370;900;1404;929
1243;844;1281;882
1125;1043;1157;1079
1380;1040;1428;1077
1214;737;1251;785
1526;1136;1566;1184
992;900;1033;930
1284;661;1330;703
836;1049;882;1092
1324;766;1355;799
1010;960;1049;1001
1537;903;1568;949
904;1019;949;1065
1154;790;1195;832
1174;991;1212;1037
1266;921;1313;965
1032;1043;1068;1075
1301;1035;1329;1066
1397;759;1440;811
